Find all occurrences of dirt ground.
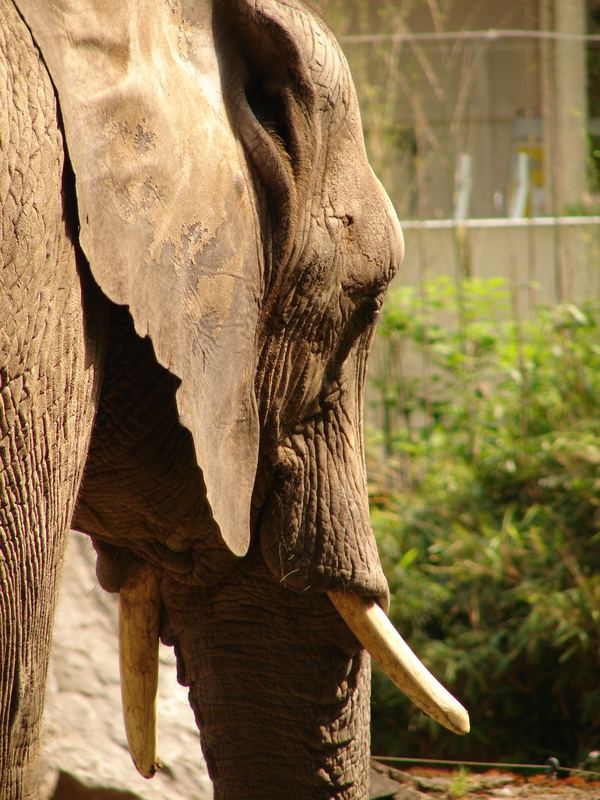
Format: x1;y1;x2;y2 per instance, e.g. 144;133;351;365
370;761;600;800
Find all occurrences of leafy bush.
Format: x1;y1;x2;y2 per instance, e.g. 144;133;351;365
367;277;600;766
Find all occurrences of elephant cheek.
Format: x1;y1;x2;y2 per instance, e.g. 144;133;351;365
260;419;388;598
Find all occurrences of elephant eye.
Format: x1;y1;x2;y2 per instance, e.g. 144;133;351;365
357;296;383;326
347;293;384;337
293;293;382;427
324;294;383;379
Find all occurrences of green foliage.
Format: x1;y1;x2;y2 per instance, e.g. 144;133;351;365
448;767;469;798
367;277;600;766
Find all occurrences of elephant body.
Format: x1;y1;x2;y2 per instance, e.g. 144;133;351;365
0;3;104;794
0;0;405;797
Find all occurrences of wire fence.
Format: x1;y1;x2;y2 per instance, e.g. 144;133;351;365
372;755;600;781
326;5;600;222
341;29;600;44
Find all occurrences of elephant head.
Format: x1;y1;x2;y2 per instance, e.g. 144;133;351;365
13;0;468;795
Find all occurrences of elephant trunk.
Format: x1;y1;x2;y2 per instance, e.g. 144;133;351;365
161;546;372;800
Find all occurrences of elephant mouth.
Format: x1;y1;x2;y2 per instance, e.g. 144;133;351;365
117;565;470;779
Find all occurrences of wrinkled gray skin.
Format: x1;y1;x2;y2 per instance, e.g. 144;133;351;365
0;0;403;798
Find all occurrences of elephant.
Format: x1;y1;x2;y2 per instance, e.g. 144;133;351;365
0;0;468;798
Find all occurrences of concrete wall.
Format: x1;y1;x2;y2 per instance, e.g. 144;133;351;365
398;217;600;311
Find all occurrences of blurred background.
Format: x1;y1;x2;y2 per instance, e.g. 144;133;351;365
328;0;598;221
322;0;600;774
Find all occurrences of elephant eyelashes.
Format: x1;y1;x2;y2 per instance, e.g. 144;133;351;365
348;294;384;339
295;298;382;426
326;297;383;380
358;296;383;325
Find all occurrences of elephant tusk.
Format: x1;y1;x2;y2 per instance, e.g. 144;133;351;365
327;591;470;736
118;561;162;778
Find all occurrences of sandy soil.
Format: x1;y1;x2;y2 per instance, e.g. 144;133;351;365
370;761;600;800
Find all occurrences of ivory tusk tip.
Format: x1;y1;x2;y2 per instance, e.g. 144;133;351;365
447;706;470;736
134;758;162;779
118;562;161;781
328;590;470;737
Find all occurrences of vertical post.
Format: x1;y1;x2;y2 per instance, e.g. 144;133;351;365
554;0;589;213
539;0;555;214
509;153;531;218
540;0;588;300
453;153;473;220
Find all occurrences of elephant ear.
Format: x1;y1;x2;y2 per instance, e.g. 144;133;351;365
14;0;262;556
